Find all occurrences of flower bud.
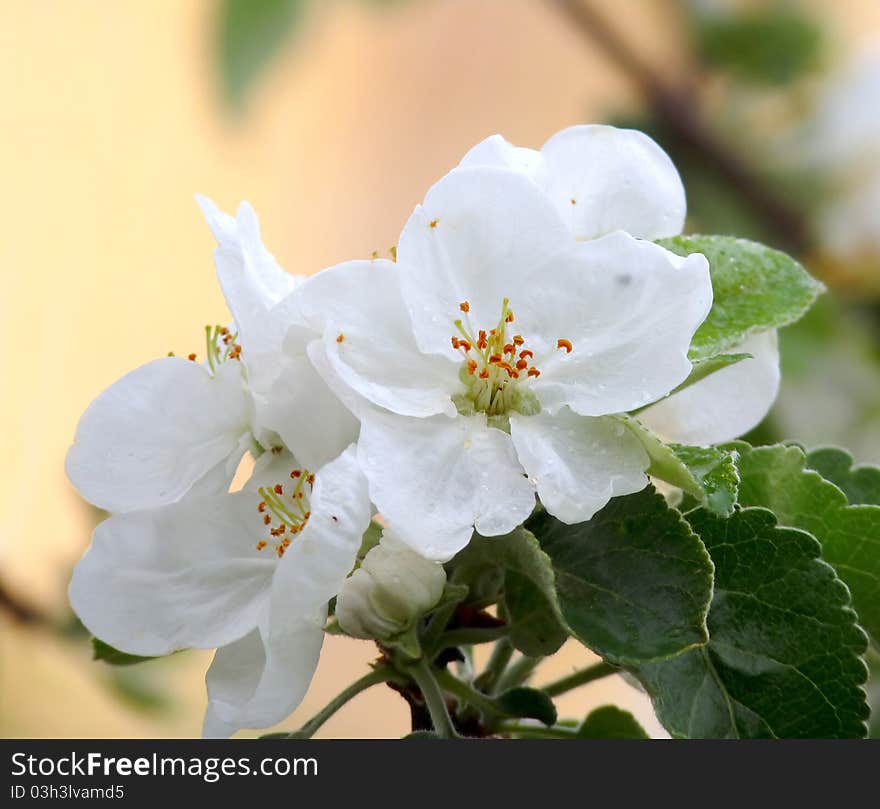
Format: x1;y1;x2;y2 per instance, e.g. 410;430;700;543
336;529;446;640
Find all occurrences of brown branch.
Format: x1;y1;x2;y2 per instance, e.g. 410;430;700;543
0;576;51;628
549;0;811;254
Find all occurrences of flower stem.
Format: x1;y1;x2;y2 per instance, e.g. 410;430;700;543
408;658;459;738
496;654;543;693
541;661;617;698
273;666;398;739
434;668;504;719
497;721;581;739
476;637;514;695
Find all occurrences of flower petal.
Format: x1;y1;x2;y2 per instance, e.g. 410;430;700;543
459;126;686;241
65;357;251;512
510;409;649;524
357;410;536;560
203;445;371;733
536;125;686;241
257;325;360;469
527;232;712;416
294;260;460;417
397;166;570;357
69;493;276;657
639;331;780;445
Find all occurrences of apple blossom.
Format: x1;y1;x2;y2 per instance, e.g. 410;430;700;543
70;445;371;737
294;165;713;559
459;124;781;446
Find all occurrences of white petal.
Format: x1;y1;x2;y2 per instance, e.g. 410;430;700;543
357;410;536;560
510;409;649;524
527;232;712;416
459;133;543;175
397;166;570;357
258;326;360;470
204;446;371;732
66;357;251;512
639;331;780;445
294;260;460;417
198;197;302;395
536;125;686;240
69;493;276;657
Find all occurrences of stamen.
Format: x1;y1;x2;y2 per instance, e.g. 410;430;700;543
557;339;573;353
459;301;470;313
187;353;197;362
337;333;345;343
429;219;439;228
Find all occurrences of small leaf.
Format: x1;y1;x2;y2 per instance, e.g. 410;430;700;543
733;443;880;643
805;447;880;506
529;486;714;665
495;687;557;727
623;417;740;516
92;638;156;666
451;528;569;657
658;235;823;360
217;0;309;109
577;706;649;739
635;507;869;738
668;352;751;396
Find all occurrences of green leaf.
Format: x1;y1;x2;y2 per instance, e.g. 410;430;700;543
217;0;309;109
495;687;558;727
577;706;649;739
733;443;880;643
529;486;714;665
692;5;823;86
92;638;156;666
668;352;752;396
402;731;443;739
658;235;823;360
636;507;869;738
623;417;740;517
451;528;568;657
805;447;880;506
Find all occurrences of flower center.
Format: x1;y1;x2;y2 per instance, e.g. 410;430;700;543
450;298;573;418
255;468;314;558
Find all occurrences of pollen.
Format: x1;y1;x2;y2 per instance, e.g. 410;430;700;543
187;353;197;362
459;301;470;313
429;219;439;228
527;367;541;378
337;333;345;343
257;468;314;558
557;339;573;353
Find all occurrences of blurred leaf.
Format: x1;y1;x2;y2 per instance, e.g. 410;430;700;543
636;506;869;738
577;705;648;739
108;668;171;713
691;4;823;86
733;443;880;644
659;235;824;360
218;0;309;109
92;637;156;666
529;486;714;665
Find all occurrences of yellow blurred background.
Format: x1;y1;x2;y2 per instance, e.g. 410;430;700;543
2;0;879;738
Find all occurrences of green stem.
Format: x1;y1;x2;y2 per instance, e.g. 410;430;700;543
269;666;398;739
408;658;459;739
421;600;462;654
476;637;514;695
498;722;580;739
434;668;504;719
435;625;508;651
542;661;617;698
496;655;543;693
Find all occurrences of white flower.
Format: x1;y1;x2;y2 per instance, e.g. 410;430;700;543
69;446;371;737
336;527;447;640
295;165;713;559
66;198;358;512
460;124;780;446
